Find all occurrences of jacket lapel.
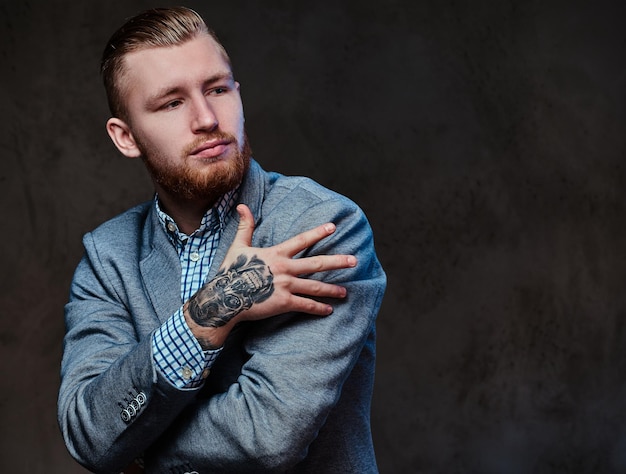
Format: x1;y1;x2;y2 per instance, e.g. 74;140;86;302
139;205;183;324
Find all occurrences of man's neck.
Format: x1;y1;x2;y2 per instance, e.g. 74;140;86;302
157;193;216;235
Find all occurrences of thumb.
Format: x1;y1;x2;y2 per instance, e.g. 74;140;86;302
232;204;255;248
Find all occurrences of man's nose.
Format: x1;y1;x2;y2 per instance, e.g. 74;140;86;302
191;97;218;132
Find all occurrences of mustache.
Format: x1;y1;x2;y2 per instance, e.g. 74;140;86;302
183;131;237;156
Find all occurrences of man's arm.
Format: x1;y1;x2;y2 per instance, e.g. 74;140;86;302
143;197;386;472
57;208;355;474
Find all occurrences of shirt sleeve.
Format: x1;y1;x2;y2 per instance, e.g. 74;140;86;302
152;308;222;389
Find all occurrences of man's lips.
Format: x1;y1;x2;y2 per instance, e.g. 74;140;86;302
190;139;231;159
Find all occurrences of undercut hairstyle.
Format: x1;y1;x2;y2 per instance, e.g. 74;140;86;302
100;6;230;120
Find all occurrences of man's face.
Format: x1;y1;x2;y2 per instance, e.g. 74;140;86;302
115;34;249;203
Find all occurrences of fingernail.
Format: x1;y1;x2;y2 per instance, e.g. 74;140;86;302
347;256;357;267
324;223;336;233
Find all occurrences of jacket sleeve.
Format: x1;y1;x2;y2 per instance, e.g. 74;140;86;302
57;232;200;474
144;196;387;472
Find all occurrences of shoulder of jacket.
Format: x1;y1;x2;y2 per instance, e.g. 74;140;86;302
83;201;153;252
89;201;151;234
265;172;355;210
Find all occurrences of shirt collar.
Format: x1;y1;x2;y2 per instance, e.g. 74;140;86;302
155;188;239;246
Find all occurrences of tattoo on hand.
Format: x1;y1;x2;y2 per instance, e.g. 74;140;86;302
187;254;274;328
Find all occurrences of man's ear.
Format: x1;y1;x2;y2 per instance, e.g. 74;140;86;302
106;117;142;158
235;82;245;124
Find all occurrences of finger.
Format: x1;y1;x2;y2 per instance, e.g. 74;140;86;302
286;295;336;316
275;223;337;257
285;254;357;275
288;278;348;299
232;204;255;248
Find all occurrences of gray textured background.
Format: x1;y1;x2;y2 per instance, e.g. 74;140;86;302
2;0;626;472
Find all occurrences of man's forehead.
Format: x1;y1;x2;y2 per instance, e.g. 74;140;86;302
122;34;230;76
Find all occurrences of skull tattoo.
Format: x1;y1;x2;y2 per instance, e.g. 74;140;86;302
188;254;274;328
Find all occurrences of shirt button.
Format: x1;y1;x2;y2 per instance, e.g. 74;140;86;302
190;252;200;262
167;222;176;232
182;366;193;380
202;368;210;379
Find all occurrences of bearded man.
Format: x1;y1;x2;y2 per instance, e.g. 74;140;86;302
58;7;386;474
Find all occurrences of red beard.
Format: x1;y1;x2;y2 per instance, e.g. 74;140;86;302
138;131;252;203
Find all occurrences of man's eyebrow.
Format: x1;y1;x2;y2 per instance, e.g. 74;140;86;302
145;72;235;107
203;72;235;86
146;86;182;107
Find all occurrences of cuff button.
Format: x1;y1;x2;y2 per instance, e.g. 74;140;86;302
181;366;193;380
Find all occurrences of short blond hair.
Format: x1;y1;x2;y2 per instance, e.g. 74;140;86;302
101;7;230;120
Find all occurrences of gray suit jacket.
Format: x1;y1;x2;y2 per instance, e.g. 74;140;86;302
58;160;386;473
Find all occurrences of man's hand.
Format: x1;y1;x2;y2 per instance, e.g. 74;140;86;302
184;204;356;349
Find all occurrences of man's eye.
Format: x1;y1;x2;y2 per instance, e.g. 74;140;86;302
163;100;182;109
211;87;228;95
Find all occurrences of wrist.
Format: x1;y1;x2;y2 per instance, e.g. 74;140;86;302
183;304;234;350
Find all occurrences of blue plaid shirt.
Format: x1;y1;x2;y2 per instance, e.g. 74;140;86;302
151;190;238;389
